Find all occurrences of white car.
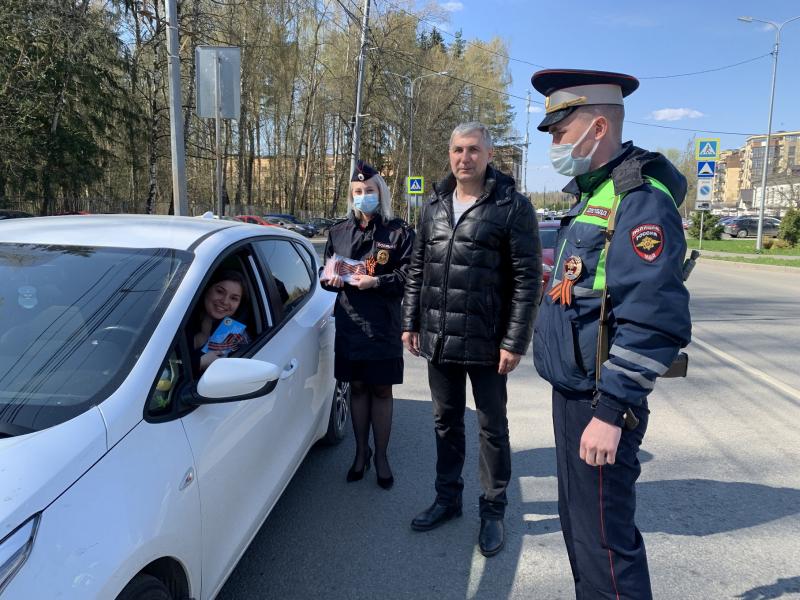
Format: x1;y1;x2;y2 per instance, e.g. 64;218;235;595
0;215;349;599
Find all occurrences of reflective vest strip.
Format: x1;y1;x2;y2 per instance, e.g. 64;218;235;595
573;179;617;228
552;176;675;294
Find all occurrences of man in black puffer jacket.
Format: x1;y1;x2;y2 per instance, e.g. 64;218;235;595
402;122;542;557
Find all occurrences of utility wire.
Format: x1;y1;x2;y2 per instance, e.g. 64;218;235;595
381;49;757;135
625;121;757;136
373;0;547;68
639;53;771;79
373;0;771;82
376;46;533;102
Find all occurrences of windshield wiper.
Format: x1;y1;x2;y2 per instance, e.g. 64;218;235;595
0;421;35;438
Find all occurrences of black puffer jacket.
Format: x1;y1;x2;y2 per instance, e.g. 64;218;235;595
401;166;542;365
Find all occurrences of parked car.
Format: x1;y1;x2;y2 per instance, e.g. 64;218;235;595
233;215;276;227
0;210;34;220
264;214;317;237
308;217;337;234
538;220;561;292
0;215;348;600
723;216;779;238
263;216;314;237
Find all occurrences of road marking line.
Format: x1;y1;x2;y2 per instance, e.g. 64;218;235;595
691;335;800;401
466;545;486;599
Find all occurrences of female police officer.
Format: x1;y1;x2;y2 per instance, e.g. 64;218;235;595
320;161;414;489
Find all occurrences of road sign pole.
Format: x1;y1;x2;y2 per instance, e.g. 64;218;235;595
165;0;188;216
407;80;414;225
214;54;223;217
699;211;705;251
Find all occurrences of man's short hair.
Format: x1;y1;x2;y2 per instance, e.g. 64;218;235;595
450;122;493;150
576;104;625;142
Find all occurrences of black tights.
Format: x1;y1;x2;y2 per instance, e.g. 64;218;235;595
350;382;394;478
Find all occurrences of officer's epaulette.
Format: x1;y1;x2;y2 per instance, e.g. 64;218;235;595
386;217;407;229
328;216;350;229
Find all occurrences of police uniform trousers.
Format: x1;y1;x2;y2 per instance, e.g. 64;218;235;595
553;388;652;600
428;360;510;520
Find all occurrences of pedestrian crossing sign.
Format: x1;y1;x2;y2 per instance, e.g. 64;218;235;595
407;176;424;195
695;138;720;161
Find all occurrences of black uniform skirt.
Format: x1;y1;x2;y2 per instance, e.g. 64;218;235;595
334;355;404;385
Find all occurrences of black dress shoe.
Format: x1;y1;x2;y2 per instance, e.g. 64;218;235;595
375;455;394;490
410;501;462;531
346;447;372;482
478;518;504;557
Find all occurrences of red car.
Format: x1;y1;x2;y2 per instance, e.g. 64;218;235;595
539;220;561;291
233;215;276;227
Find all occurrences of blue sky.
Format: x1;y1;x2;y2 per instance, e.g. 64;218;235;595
419;0;800;191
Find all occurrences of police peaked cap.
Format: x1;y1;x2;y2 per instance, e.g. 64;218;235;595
531;69;639;131
351;160;378;182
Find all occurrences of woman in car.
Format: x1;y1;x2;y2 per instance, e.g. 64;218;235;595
189;270;250;374
320;161;414;489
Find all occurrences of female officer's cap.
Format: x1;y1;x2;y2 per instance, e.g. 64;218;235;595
531;69;639;132
351;160;378;182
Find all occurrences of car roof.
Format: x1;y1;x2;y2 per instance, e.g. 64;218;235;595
0;214;247;251
538;221;561;228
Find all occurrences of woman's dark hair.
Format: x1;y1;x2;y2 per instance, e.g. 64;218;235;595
208;269;247;292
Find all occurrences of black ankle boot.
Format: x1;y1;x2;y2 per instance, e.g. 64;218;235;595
346;447;372;482
478;518;504;557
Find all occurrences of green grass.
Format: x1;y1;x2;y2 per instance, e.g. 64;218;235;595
685;238;800;255
704;255;800;268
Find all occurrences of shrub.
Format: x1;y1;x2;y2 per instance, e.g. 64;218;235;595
778;208;800;246
687;212;724;240
769;238;792;250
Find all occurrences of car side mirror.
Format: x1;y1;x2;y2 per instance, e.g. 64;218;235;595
185;358;282;405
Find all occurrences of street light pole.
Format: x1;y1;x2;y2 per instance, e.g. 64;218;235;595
349;0;371;180
385;70;448;223
738;15;800;251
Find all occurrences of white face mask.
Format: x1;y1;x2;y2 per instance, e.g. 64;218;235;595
549;119;600;177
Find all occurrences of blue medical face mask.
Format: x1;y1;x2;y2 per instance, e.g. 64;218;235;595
549;119;600;177
353;193;380;215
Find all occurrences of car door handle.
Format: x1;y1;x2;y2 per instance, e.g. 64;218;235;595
280;359;298;380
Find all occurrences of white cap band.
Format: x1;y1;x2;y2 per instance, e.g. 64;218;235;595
545;84;624;114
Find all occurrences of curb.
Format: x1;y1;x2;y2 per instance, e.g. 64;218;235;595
698;256;800;273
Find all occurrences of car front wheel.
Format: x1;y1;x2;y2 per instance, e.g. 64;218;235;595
323;380;350;444
117;574;171;600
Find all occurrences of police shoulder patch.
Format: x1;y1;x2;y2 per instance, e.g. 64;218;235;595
630;223;664;262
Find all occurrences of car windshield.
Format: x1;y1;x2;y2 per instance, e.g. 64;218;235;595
539;228;559;250
0;244;191;436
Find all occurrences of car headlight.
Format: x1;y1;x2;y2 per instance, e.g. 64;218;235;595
0;515;39;595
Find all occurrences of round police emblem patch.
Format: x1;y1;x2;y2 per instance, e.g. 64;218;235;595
631;224;664;262
376;249;390;265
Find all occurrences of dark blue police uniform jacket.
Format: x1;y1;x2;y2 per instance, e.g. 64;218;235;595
534;143;692;425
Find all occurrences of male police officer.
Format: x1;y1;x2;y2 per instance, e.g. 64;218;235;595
531;70;691;599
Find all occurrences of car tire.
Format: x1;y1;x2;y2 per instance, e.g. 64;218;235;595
737;229;748;238
323;380;350;445
117;574;171;600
